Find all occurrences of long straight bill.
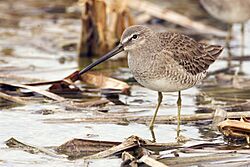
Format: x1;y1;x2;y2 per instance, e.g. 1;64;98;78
78;44;124;75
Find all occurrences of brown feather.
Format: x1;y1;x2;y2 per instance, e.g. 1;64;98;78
158;32;223;75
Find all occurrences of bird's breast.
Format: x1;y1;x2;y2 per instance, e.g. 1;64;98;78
127;52;154;78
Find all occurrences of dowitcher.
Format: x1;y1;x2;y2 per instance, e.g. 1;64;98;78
200;0;250;70
79;25;223;139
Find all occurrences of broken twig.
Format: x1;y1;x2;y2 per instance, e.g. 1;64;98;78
139;155;169;167
0;82;65;102
0;91;28;105
43;111;250;125
5;138;66;158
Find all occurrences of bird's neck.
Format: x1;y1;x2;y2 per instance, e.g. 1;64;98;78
127;47;157;78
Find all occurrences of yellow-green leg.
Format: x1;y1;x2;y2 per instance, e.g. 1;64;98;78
226;23;233;68
149;92;163;130
239;23;245;73
176;91;181;138
150;128;156;142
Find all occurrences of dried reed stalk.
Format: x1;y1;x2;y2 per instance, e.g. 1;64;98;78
78;0;133;57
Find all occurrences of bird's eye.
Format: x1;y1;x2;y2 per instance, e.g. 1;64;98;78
132;34;138;39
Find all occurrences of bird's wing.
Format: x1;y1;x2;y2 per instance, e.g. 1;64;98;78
158;32;223;75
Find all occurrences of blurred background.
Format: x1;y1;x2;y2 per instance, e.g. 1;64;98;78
0;0;250;166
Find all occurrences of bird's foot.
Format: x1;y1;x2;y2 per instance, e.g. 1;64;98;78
175;134;189;143
149;126;156;142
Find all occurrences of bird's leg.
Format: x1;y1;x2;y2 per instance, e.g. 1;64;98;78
226;23;233;68
149;92;163;131
239;23;245;73
176;91;182;138
150;128;156;142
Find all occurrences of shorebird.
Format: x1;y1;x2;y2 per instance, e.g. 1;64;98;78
200;0;250;71
78;25;223;139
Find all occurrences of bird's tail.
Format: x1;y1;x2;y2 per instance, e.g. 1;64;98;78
202;44;224;61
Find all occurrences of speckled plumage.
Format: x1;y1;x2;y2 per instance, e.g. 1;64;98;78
121;25;223;92
78;25;224;136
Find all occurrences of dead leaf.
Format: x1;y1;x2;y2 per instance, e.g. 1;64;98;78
80;72;130;94
218;118;250;143
56;138;120;159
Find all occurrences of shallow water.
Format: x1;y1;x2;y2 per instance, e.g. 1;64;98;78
1;0;250;166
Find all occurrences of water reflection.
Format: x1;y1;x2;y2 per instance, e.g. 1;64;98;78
78;56;128;74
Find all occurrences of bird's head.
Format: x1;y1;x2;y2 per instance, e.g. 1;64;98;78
121;25;153;51
78;25;152;75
